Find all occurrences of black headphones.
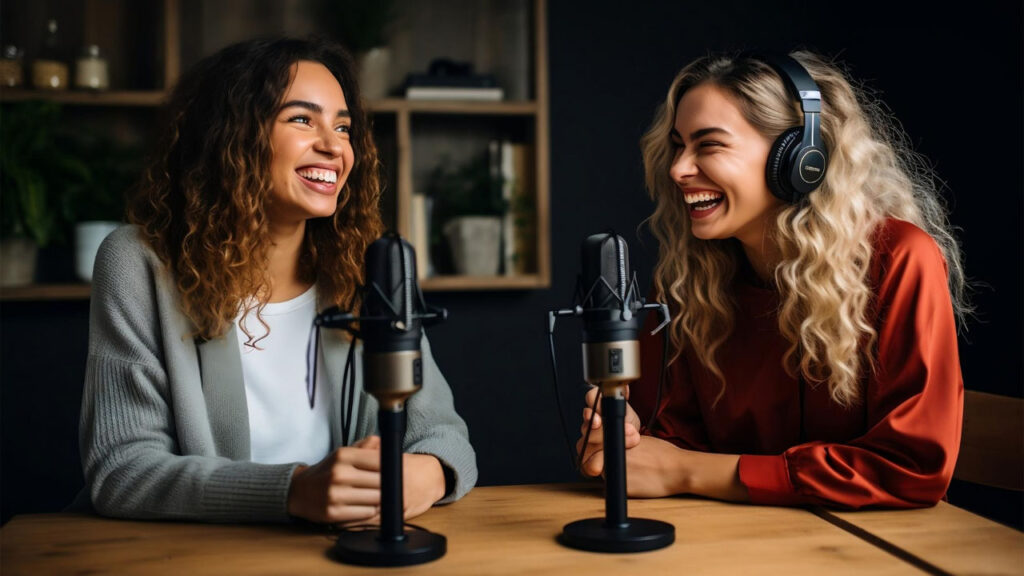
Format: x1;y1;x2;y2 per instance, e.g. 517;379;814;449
755;54;830;203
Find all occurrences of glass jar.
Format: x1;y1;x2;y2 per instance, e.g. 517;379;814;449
32;19;69;90
0;45;24;87
75;45;109;90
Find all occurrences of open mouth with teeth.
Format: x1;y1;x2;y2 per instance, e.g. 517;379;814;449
684;191;724;214
297;167;338;186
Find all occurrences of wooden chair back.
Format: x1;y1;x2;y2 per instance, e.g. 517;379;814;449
953;390;1024;491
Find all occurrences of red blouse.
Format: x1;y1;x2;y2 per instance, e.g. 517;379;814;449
630;219;963;509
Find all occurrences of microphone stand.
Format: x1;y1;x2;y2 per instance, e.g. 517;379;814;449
554;300;675;553
330;354;446;567
318;288;448;566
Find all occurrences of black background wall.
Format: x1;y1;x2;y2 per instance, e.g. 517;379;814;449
2;1;1021;527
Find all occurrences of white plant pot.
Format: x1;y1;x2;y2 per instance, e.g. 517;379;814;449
75;221;120;282
443;216;502;276
0;236;39;287
358;47;392;100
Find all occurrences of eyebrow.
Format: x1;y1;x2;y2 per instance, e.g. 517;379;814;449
670;126;730;142
691;127;729;140
279;99;350;118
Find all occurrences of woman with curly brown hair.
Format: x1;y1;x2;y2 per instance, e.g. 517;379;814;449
577;50;967;509
78;37;476;524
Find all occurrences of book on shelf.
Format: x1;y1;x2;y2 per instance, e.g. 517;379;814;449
410;192;433;278
404;71;504;101
492;139;536;276
405;85;504;101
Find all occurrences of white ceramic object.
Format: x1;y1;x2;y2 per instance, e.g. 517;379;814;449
443;216;502;276
75;221;120;282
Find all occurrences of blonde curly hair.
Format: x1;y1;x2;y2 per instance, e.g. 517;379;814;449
641;50;969;407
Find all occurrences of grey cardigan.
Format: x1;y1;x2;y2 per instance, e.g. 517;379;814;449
79;226;477;522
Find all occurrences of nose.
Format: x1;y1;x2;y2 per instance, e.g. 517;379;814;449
669;147;697;184
314;126;345;157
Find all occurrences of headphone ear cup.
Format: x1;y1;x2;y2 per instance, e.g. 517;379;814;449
766;128;802;202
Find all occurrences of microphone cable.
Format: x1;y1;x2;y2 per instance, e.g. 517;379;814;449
308;319;360;446
547;308;671;475
645;326;670;434
577;387;603;473
547;321;581;472
340;336;357;446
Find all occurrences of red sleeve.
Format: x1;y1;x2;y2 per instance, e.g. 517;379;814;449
739;223;964;509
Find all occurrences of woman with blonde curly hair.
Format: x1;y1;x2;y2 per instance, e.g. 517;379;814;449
578;50;966;508
78;36;476;524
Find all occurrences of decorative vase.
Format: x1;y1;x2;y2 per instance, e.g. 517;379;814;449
443;216;502;276
358;46;392;100
0;236;38;286
74;221;120;282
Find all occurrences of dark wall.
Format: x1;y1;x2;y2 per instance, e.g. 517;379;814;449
433;0;1024;521
2;1;1021;526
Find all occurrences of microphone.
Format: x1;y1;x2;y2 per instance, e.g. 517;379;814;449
549;231;674;553
316;233;447;567
578;233;643;383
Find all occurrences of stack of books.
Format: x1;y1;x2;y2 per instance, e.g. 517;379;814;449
404;72;504;101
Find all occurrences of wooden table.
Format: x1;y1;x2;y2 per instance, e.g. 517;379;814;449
824;504;1024;575
2;483;1021;575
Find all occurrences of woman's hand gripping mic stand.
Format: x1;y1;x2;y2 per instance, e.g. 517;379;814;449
315;234;448;567
548;232;675;553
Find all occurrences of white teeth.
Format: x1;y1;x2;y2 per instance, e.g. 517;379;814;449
684;191;723;205
297;168;338;183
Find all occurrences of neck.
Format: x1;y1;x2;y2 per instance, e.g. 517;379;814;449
735;207;784;286
739;234;780;286
266;220;311;302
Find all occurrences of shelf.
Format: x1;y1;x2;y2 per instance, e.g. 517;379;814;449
0;284;91;301
0;89;167;107
370;99;539;115
0;0;550;300
0;91;537;116
420;274;548;291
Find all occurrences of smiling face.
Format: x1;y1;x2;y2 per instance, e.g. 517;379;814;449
268;60;354;228
669;82;782;249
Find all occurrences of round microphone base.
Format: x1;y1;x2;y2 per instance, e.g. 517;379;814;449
330;528;446;567
559;517;674;553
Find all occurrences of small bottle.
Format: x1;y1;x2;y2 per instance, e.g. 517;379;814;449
75;45;109;90
32;19;69;90
0;45;24;87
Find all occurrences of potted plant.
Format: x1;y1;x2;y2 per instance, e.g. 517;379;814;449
315;0;398;99
426;150;506;276
0;102;89;286
64;136;138;281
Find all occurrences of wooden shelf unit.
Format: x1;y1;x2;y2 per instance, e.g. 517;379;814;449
0;284;91;301
0;89;166;106
1;0;550;297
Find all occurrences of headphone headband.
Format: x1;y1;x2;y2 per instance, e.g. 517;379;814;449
742;52;830;202
758;54;822;114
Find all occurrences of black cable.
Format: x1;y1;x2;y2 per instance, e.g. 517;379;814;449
577;387;602;474
341;335;357;446
547;327;579;471
646;326;669;433
547;316;605;475
307;324;321;409
328;521;435;537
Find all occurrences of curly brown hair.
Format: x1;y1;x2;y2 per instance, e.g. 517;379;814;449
129;36;383;341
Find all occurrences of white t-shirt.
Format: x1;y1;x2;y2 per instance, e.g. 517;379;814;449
235;285;331;465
